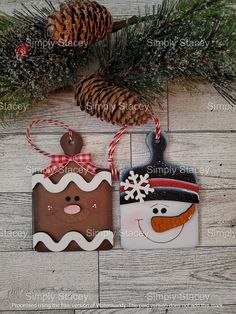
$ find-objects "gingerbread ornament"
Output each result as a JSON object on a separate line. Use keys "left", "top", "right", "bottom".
{"left": 119, "top": 118, "right": 199, "bottom": 249}
{"left": 26, "top": 119, "right": 119, "bottom": 252}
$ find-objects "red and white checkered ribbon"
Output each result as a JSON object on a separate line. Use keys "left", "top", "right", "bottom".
{"left": 26, "top": 119, "right": 98, "bottom": 178}
{"left": 108, "top": 116, "right": 161, "bottom": 181}
{"left": 43, "top": 153, "right": 97, "bottom": 177}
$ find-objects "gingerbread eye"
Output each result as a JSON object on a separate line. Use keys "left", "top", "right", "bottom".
{"left": 161, "top": 208, "right": 167, "bottom": 214}
{"left": 65, "top": 196, "right": 71, "bottom": 202}
{"left": 74, "top": 196, "right": 80, "bottom": 202}
{"left": 153, "top": 208, "right": 158, "bottom": 214}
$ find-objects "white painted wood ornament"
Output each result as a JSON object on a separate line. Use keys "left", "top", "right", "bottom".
{"left": 119, "top": 118, "right": 199, "bottom": 249}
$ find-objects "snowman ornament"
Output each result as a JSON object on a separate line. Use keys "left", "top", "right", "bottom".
{"left": 120, "top": 131, "right": 199, "bottom": 249}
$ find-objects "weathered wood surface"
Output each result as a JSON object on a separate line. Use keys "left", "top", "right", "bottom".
{"left": 0, "top": 251, "right": 98, "bottom": 311}
{"left": 168, "top": 83, "right": 236, "bottom": 132}
{"left": 1, "top": 132, "right": 236, "bottom": 193}
{"left": 0, "top": 133, "right": 131, "bottom": 193}
{"left": 0, "top": 189, "right": 235, "bottom": 252}
{"left": 76, "top": 307, "right": 236, "bottom": 314}
{"left": 0, "top": 312, "right": 73, "bottom": 314}
{"left": 0, "top": 91, "right": 168, "bottom": 134}
{"left": 99, "top": 248, "right": 236, "bottom": 307}
{"left": 131, "top": 133, "right": 236, "bottom": 190}
{"left": 0, "top": 0, "right": 235, "bottom": 313}
{"left": 0, "top": 0, "right": 162, "bottom": 15}
{"left": 1, "top": 82, "right": 236, "bottom": 134}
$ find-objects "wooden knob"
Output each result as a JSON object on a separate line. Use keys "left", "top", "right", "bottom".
{"left": 60, "top": 131, "right": 83, "bottom": 156}
{"left": 146, "top": 131, "right": 167, "bottom": 164}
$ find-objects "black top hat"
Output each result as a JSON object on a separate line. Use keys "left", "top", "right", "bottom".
{"left": 120, "top": 132, "right": 199, "bottom": 204}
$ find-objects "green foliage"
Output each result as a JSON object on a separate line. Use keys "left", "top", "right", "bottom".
{"left": 0, "top": 12, "right": 14, "bottom": 31}
{"left": 95, "top": 0, "right": 236, "bottom": 104}
{"left": 0, "top": 1, "right": 85, "bottom": 122}
{"left": 0, "top": 0, "right": 235, "bottom": 122}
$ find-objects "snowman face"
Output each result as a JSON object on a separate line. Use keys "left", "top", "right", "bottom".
{"left": 120, "top": 200, "right": 198, "bottom": 249}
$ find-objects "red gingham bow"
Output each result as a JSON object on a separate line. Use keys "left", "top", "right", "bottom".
{"left": 43, "top": 153, "right": 98, "bottom": 178}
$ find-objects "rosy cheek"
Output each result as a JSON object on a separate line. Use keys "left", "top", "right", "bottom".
{"left": 47, "top": 205, "right": 57, "bottom": 216}
{"left": 125, "top": 209, "right": 144, "bottom": 224}
{"left": 87, "top": 199, "right": 102, "bottom": 211}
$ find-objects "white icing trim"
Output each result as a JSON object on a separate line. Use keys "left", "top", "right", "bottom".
{"left": 33, "top": 230, "right": 114, "bottom": 251}
{"left": 32, "top": 172, "right": 112, "bottom": 192}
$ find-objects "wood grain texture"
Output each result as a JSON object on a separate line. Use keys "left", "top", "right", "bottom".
{"left": 0, "top": 0, "right": 235, "bottom": 313}
{"left": 0, "top": 251, "right": 98, "bottom": 310}
{"left": 76, "top": 307, "right": 236, "bottom": 314}
{"left": 0, "top": 91, "right": 167, "bottom": 134}
{"left": 0, "top": 133, "right": 131, "bottom": 193}
{"left": 99, "top": 248, "right": 236, "bottom": 307}
{"left": 0, "top": 312, "right": 73, "bottom": 314}
{"left": 168, "top": 83, "right": 236, "bottom": 132}
{"left": 0, "top": 189, "right": 235, "bottom": 251}
{"left": 0, "top": 193, "right": 32, "bottom": 251}
{"left": 0, "top": 0, "right": 162, "bottom": 15}
{"left": 113, "top": 189, "right": 236, "bottom": 249}
{"left": 1, "top": 132, "right": 236, "bottom": 193}
{"left": 199, "top": 190, "right": 236, "bottom": 246}
{"left": 131, "top": 133, "right": 236, "bottom": 189}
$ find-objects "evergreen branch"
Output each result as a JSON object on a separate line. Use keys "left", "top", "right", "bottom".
{"left": 0, "top": 12, "right": 14, "bottom": 31}
{"left": 12, "top": 0, "right": 56, "bottom": 30}
{"left": 95, "top": 0, "right": 236, "bottom": 105}
{"left": 0, "top": 0, "right": 235, "bottom": 123}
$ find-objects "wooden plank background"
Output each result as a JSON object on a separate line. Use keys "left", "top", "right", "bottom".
{"left": 0, "top": 0, "right": 235, "bottom": 313}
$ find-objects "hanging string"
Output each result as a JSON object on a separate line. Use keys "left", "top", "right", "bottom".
{"left": 108, "top": 115, "right": 161, "bottom": 181}
{"left": 108, "top": 125, "right": 128, "bottom": 181}
{"left": 152, "top": 116, "right": 161, "bottom": 141}
{"left": 26, "top": 119, "right": 73, "bottom": 158}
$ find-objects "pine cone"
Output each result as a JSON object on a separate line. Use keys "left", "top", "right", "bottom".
{"left": 47, "top": 0, "right": 112, "bottom": 46}
{"left": 75, "top": 74, "right": 152, "bottom": 126}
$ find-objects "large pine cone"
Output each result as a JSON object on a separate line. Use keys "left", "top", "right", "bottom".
{"left": 47, "top": 0, "right": 112, "bottom": 46}
{"left": 75, "top": 74, "right": 152, "bottom": 126}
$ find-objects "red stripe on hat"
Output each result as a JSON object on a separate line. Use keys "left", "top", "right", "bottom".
{"left": 120, "top": 178, "right": 199, "bottom": 193}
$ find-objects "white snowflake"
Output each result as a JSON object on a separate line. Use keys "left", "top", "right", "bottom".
{"left": 121, "top": 170, "right": 154, "bottom": 203}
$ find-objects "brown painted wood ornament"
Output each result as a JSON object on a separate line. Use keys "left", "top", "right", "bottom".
{"left": 26, "top": 119, "right": 114, "bottom": 252}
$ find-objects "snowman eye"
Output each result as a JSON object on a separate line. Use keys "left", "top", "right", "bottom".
{"left": 153, "top": 208, "right": 158, "bottom": 214}
{"left": 161, "top": 208, "right": 167, "bottom": 214}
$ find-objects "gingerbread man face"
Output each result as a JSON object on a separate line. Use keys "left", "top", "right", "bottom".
{"left": 33, "top": 171, "right": 113, "bottom": 252}
{"left": 34, "top": 177, "right": 112, "bottom": 224}
{"left": 31, "top": 131, "right": 114, "bottom": 252}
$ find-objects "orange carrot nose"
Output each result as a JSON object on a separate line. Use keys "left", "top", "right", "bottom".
{"left": 151, "top": 204, "right": 195, "bottom": 233}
